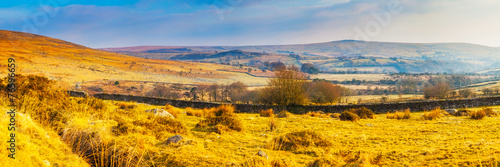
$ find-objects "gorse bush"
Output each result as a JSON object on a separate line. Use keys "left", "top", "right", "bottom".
{"left": 339, "top": 111, "right": 360, "bottom": 122}
{"left": 481, "top": 107, "right": 498, "bottom": 117}
{"left": 0, "top": 75, "right": 191, "bottom": 166}
{"left": 423, "top": 108, "right": 446, "bottom": 120}
{"left": 386, "top": 109, "right": 411, "bottom": 120}
{"left": 270, "top": 114, "right": 277, "bottom": 132}
{"left": 185, "top": 107, "right": 203, "bottom": 117}
{"left": 164, "top": 104, "right": 182, "bottom": 118}
{"left": 470, "top": 110, "right": 486, "bottom": 120}
{"left": 0, "top": 75, "right": 93, "bottom": 131}
{"left": 195, "top": 105, "right": 243, "bottom": 134}
{"left": 348, "top": 107, "right": 375, "bottom": 119}
{"left": 260, "top": 109, "right": 274, "bottom": 117}
{"left": 214, "top": 104, "right": 236, "bottom": 116}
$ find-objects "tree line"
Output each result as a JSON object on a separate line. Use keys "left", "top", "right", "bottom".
{"left": 147, "top": 66, "right": 349, "bottom": 105}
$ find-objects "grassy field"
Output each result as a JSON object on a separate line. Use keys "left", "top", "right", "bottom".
{"left": 347, "top": 94, "right": 424, "bottom": 104}
{"left": 2, "top": 93, "right": 499, "bottom": 166}
{"left": 309, "top": 74, "right": 392, "bottom": 82}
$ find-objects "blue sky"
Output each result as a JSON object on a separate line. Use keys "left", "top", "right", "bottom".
{"left": 1, "top": 0, "right": 499, "bottom": 48}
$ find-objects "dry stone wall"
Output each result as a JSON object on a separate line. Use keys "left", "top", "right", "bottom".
{"left": 67, "top": 91, "right": 500, "bottom": 114}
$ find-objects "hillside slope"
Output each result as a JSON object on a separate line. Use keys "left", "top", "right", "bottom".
{"left": 102, "top": 40, "right": 500, "bottom": 73}
{"left": 0, "top": 30, "right": 267, "bottom": 86}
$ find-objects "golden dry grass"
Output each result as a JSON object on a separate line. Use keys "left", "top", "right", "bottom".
{"left": 0, "top": 113, "right": 90, "bottom": 167}
{"left": 423, "top": 108, "right": 447, "bottom": 120}
{"left": 386, "top": 109, "right": 411, "bottom": 120}
{"left": 2, "top": 75, "right": 500, "bottom": 166}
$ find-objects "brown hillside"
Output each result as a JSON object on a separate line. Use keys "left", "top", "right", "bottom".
{"left": 0, "top": 30, "right": 267, "bottom": 87}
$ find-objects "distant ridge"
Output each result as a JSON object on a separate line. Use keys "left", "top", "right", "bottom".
{"left": 101, "top": 40, "right": 500, "bottom": 74}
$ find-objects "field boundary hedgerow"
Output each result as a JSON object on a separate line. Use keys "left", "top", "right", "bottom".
{"left": 68, "top": 91, "right": 500, "bottom": 114}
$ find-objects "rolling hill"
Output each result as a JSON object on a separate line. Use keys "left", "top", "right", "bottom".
{"left": 102, "top": 40, "right": 500, "bottom": 74}
{"left": 0, "top": 30, "right": 268, "bottom": 87}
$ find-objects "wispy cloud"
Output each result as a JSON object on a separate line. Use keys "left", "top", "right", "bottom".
{"left": 1, "top": 0, "right": 499, "bottom": 47}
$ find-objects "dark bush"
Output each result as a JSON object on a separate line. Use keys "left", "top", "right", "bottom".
{"left": 348, "top": 107, "right": 374, "bottom": 119}
{"left": 470, "top": 110, "right": 486, "bottom": 120}
{"left": 260, "top": 109, "right": 274, "bottom": 117}
{"left": 339, "top": 111, "right": 360, "bottom": 122}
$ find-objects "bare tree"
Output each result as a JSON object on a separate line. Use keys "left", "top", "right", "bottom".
{"left": 307, "top": 80, "right": 342, "bottom": 104}
{"left": 259, "top": 66, "right": 308, "bottom": 105}
{"left": 423, "top": 82, "right": 452, "bottom": 99}
{"left": 208, "top": 84, "right": 219, "bottom": 102}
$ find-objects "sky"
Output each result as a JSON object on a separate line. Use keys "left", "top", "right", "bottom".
{"left": 1, "top": 0, "right": 500, "bottom": 48}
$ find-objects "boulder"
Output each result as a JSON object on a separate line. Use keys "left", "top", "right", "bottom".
{"left": 256, "top": 150, "right": 268, "bottom": 159}
{"left": 145, "top": 108, "right": 175, "bottom": 119}
{"left": 444, "top": 109, "right": 457, "bottom": 115}
{"left": 166, "top": 135, "right": 184, "bottom": 144}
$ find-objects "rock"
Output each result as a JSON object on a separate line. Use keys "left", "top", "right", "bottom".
{"left": 366, "top": 124, "right": 374, "bottom": 127}
{"left": 166, "top": 135, "right": 184, "bottom": 144}
{"left": 454, "top": 109, "right": 470, "bottom": 116}
{"left": 43, "top": 160, "right": 50, "bottom": 166}
{"left": 444, "top": 109, "right": 458, "bottom": 115}
{"left": 145, "top": 109, "right": 175, "bottom": 119}
{"left": 256, "top": 150, "right": 268, "bottom": 159}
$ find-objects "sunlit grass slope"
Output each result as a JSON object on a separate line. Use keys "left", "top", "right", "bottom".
{"left": 0, "top": 112, "right": 89, "bottom": 167}
{"left": 0, "top": 30, "right": 267, "bottom": 86}
{"left": 1, "top": 75, "right": 499, "bottom": 166}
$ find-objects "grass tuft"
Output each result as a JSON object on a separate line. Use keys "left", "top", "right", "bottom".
{"left": 423, "top": 108, "right": 446, "bottom": 120}
{"left": 481, "top": 107, "right": 498, "bottom": 117}
{"left": 330, "top": 113, "right": 341, "bottom": 119}
{"left": 268, "top": 130, "right": 331, "bottom": 153}
{"left": 339, "top": 111, "right": 360, "bottom": 122}
{"left": 260, "top": 109, "right": 274, "bottom": 117}
{"left": 270, "top": 114, "right": 278, "bottom": 132}
{"left": 185, "top": 107, "right": 203, "bottom": 117}
{"left": 164, "top": 104, "right": 182, "bottom": 118}
{"left": 214, "top": 104, "right": 236, "bottom": 116}
{"left": 276, "top": 110, "right": 291, "bottom": 118}
{"left": 348, "top": 107, "right": 375, "bottom": 119}
{"left": 386, "top": 109, "right": 411, "bottom": 120}
{"left": 470, "top": 110, "right": 486, "bottom": 120}
{"left": 195, "top": 105, "right": 242, "bottom": 134}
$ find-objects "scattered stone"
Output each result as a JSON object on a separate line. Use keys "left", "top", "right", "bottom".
{"left": 166, "top": 135, "right": 184, "bottom": 144}
{"left": 444, "top": 109, "right": 458, "bottom": 115}
{"left": 366, "top": 124, "right": 374, "bottom": 127}
{"left": 43, "top": 160, "right": 50, "bottom": 166}
{"left": 257, "top": 150, "right": 269, "bottom": 159}
{"left": 145, "top": 108, "right": 175, "bottom": 119}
